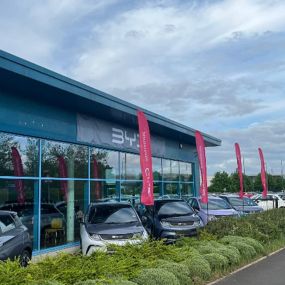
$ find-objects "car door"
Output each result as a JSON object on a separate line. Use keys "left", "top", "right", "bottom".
{"left": 0, "top": 214, "right": 23, "bottom": 261}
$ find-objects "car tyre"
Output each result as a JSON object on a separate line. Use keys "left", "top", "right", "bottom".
{"left": 20, "top": 249, "right": 31, "bottom": 267}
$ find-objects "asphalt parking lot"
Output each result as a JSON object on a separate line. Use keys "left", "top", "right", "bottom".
{"left": 214, "top": 248, "right": 285, "bottom": 285}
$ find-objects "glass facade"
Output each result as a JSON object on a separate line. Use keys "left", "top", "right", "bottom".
{"left": 0, "top": 131, "right": 194, "bottom": 252}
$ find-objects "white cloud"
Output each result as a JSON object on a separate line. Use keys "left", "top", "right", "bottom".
{"left": 1, "top": 0, "right": 285, "bottom": 176}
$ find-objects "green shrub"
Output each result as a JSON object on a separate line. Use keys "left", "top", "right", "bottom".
{"left": 74, "top": 280, "right": 98, "bottom": 285}
{"left": 220, "top": 236, "right": 264, "bottom": 255}
{"left": 216, "top": 246, "right": 241, "bottom": 266}
{"left": 226, "top": 242, "right": 256, "bottom": 260}
{"left": 33, "top": 281, "right": 63, "bottom": 285}
{"left": 134, "top": 268, "right": 180, "bottom": 285}
{"left": 202, "top": 253, "right": 229, "bottom": 271}
{"left": 243, "top": 237, "right": 265, "bottom": 254}
{"left": 181, "top": 253, "right": 211, "bottom": 280}
{"left": 156, "top": 260, "right": 193, "bottom": 285}
{"left": 194, "top": 241, "right": 240, "bottom": 266}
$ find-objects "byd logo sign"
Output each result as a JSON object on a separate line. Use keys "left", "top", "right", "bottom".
{"left": 111, "top": 128, "right": 140, "bottom": 148}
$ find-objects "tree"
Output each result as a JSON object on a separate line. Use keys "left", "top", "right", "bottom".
{"left": 208, "top": 171, "right": 231, "bottom": 193}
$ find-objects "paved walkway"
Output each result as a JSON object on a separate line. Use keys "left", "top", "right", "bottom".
{"left": 214, "top": 249, "right": 285, "bottom": 285}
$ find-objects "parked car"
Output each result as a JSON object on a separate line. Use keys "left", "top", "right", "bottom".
{"left": 251, "top": 193, "right": 285, "bottom": 210}
{"left": 219, "top": 194, "right": 263, "bottom": 215}
{"left": 0, "top": 202, "right": 66, "bottom": 246}
{"left": 80, "top": 202, "right": 148, "bottom": 255}
{"left": 188, "top": 196, "right": 239, "bottom": 225}
{"left": 139, "top": 199, "right": 203, "bottom": 242}
{"left": 0, "top": 210, "right": 32, "bottom": 266}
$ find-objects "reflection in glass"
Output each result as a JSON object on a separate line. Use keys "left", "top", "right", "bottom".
{"left": 90, "top": 149, "right": 119, "bottom": 180}
{"left": 121, "top": 182, "right": 142, "bottom": 206}
{"left": 0, "top": 132, "right": 38, "bottom": 177}
{"left": 180, "top": 162, "right": 193, "bottom": 182}
{"left": 180, "top": 183, "right": 193, "bottom": 199}
{"left": 90, "top": 181, "right": 119, "bottom": 201}
{"left": 0, "top": 179, "right": 39, "bottom": 250}
{"left": 164, "top": 183, "right": 179, "bottom": 196}
{"left": 162, "top": 159, "right": 179, "bottom": 181}
{"left": 40, "top": 180, "right": 86, "bottom": 249}
{"left": 152, "top": 157, "right": 162, "bottom": 181}
{"left": 42, "top": 140, "right": 88, "bottom": 178}
{"left": 120, "top": 153, "right": 141, "bottom": 180}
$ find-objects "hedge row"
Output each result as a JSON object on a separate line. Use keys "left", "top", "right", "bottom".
{"left": 0, "top": 209, "right": 284, "bottom": 285}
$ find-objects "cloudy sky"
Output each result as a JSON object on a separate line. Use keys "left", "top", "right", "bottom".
{"left": 1, "top": 0, "right": 285, "bottom": 176}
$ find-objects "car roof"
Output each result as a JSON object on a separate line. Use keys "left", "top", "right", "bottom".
{"left": 0, "top": 210, "right": 17, "bottom": 216}
{"left": 154, "top": 198, "right": 185, "bottom": 203}
{"left": 89, "top": 201, "right": 132, "bottom": 207}
{"left": 220, "top": 194, "right": 241, "bottom": 198}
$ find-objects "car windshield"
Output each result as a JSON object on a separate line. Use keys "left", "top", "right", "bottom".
{"left": 156, "top": 201, "right": 193, "bottom": 217}
{"left": 200, "top": 199, "right": 232, "bottom": 210}
{"left": 228, "top": 197, "right": 258, "bottom": 206}
{"left": 88, "top": 204, "right": 139, "bottom": 224}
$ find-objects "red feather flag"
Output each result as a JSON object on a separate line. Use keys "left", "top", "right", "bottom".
{"left": 258, "top": 148, "right": 268, "bottom": 198}
{"left": 235, "top": 143, "right": 244, "bottom": 198}
{"left": 195, "top": 131, "right": 208, "bottom": 204}
{"left": 11, "top": 147, "right": 25, "bottom": 205}
{"left": 137, "top": 110, "right": 154, "bottom": 206}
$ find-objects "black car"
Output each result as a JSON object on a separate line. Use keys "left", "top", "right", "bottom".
{"left": 0, "top": 210, "right": 32, "bottom": 266}
{"left": 139, "top": 199, "right": 203, "bottom": 242}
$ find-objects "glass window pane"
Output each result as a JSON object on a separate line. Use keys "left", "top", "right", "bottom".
{"left": 0, "top": 132, "right": 38, "bottom": 177}
{"left": 162, "top": 159, "right": 179, "bottom": 181}
{"left": 180, "top": 183, "right": 194, "bottom": 199}
{"left": 0, "top": 179, "right": 39, "bottom": 250}
{"left": 90, "top": 181, "right": 119, "bottom": 202}
{"left": 42, "top": 140, "right": 88, "bottom": 178}
{"left": 163, "top": 183, "right": 179, "bottom": 197}
{"left": 120, "top": 153, "right": 141, "bottom": 180}
{"left": 90, "top": 149, "right": 119, "bottom": 180}
{"left": 180, "top": 162, "right": 193, "bottom": 182}
{"left": 152, "top": 157, "right": 162, "bottom": 181}
{"left": 120, "top": 182, "right": 142, "bottom": 205}
{"left": 40, "top": 180, "right": 87, "bottom": 249}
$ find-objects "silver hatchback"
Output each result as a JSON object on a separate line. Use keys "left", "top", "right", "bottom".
{"left": 80, "top": 202, "right": 148, "bottom": 255}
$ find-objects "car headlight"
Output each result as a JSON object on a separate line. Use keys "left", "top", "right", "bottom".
{"left": 207, "top": 215, "right": 217, "bottom": 221}
{"left": 133, "top": 232, "right": 143, "bottom": 239}
{"left": 90, "top": 234, "right": 101, "bottom": 240}
{"left": 193, "top": 220, "right": 203, "bottom": 227}
{"left": 160, "top": 221, "right": 171, "bottom": 227}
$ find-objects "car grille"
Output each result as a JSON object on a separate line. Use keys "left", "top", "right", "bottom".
{"left": 100, "top": 233, "right": 134, "bottom": 240}
{"left": 169, "top": 221, "right": 194, "bottom": 227}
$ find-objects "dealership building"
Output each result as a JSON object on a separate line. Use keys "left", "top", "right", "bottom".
{"left": 0, "top": 50, "right": 221, "bottom": 255}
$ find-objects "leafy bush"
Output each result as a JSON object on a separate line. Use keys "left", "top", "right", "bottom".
{"left": 216, "top": 246, "right": 241, "bottom": 266}
{"left": 73, "top": 281, "right": 98, "bottom": 285}
{"left": 220, "top": 236, "right": 265, "bottom": 255}
{"left": 134, "top": 268, "right": 180, "bottom": 285}
{"left": 156, "top": 260, "right": 193, "bottom": 285}
{"left": 33, "top": 281, "right": 64, "bottom": 285}
{"left": 225, "top": 241, "right": 256, "bottom": 260}
{"left": 203, "top": 209, "right": 285, "bottom": 243}
{"left": 181, "top": 253, "right": 211, "bottom": 280}
{"left": 202, "top": 253, "right": 229, "bottom": 271}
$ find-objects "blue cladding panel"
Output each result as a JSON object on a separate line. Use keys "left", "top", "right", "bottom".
{"left": 0, "top": 90, "right": 77, "bottom": 142}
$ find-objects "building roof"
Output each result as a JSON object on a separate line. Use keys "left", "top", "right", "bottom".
{"left": 0, "top": 50, "right": 221, "bottom": 147}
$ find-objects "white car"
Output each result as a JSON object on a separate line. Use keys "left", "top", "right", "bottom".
{"left": 80, "top": 202, "right": 148, "bottom": 256}
{"left": 251, "top": 193, "right": 285, "bottom": 210}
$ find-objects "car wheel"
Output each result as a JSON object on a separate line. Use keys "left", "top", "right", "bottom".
{"left": 20, "top": 249, "right": 31, "bottom": 267}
